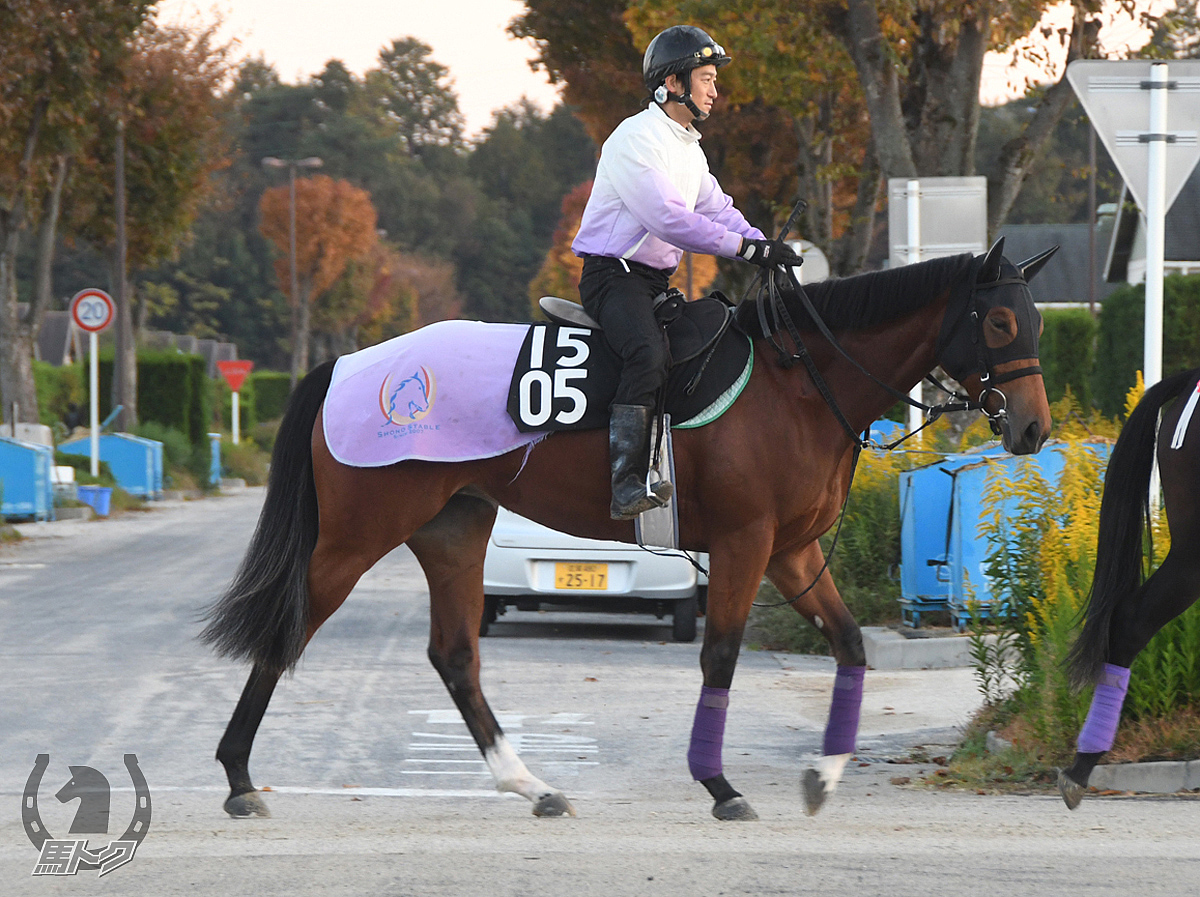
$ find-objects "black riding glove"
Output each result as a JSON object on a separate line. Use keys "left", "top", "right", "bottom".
{"left": 737, "top": 238, "right": 803, "bottom": 269}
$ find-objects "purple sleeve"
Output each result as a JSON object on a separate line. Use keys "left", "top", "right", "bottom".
{"left": 695, "top": 174, "right": 765, "bottom": 242}
{"left": 608, "top": 137, "right": 748, "bottom": 258}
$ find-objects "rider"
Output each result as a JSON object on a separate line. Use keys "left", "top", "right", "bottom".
{"left": 572, "top": 24, "right": 803, "bottom": 521}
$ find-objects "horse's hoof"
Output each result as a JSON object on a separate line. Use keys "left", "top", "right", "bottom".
{"left": 802, "top": 768, "right": 829, "bottom": 816}
{"left": 1057, "top": 769, "right": 1085, "bottom": 810}
{"left": 712, "top": 796, "right": 758, "bottom": 821}
{"left": 224, "top": 790, "right": 271, "bottom": 818}
{"left": 532, "top": 791, "right": 576, "bottom": 817}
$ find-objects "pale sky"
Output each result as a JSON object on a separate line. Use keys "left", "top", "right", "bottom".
{"left": 156, "top": 0, "right": 562, "bottom": 137}
{"left": 158, "top": 1, "right": 1164, "bottom": 136}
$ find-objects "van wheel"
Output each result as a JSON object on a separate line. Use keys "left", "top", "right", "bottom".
{"left": 672, "top": 592, "right": 698, "bottom": 642}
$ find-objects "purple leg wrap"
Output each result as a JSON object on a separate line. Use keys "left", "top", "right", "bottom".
{"left": 823, "top": 665, "right": 866, "bottom": 756}
{"left": 1077, "top": 663, "right": 1131, "bottom": 754}
{"left": 687, "top": 685, "right": 729, "bottom": 781}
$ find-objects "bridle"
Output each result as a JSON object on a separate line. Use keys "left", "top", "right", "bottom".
{"left": 754, "top": 258, "right": 1042, "bottom": 449}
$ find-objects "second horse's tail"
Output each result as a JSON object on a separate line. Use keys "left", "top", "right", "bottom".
{"left": 1067, "top": 367, "right": 1199, "bottom": 688}
{"left": 199, "top": 360, "right": 336, "bottom": 676}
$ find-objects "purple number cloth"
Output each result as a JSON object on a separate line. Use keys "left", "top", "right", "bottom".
{"left": 322, "top": 320, "right": 543, "bottom": 467}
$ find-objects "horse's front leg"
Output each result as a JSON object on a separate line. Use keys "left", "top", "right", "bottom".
{"left": 689, "top": 531, "right": 774, "bottom": 821}
{"left": 766, "top": 541, "right": 866, "bottom": 816}
{"left": 408, "top": 493, "right": 574, "bottom": 817}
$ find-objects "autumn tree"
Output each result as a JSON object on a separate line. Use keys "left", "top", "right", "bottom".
{"left": 259, "top": 174, "right": 378, "bottom": 382}
{"left": 0, "top": 1, "right": 151, "bottom": 426}
{"left": 65, "top": 20, "right": 231, "bottom": 428}
{"left": 310, "top": 241, "right": 420, "bottom": 362}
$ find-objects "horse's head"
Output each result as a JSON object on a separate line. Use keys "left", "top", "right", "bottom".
{"left": 937, "top": 238, "right": 1055, "bottom": 455}
{"left": 391, "top": 371, "right": 431, "bottom": 415}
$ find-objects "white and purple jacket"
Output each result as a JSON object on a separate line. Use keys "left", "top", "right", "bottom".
{"left": 572, "top": 103, "right": 764, "bottom": 272}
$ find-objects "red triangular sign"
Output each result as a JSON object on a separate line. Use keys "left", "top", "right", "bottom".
{"left": 217, "top": 360, "right": 254, "bottom": 392}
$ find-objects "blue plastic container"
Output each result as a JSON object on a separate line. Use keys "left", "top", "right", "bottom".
{"left": 59, "top": 434, "right": 163, "bottom": 499}
{"left": 76, "top": 485, "right": 113, "bottom": 516}
{"left": 942, "top": 441, "right": 1112, "bottom": 628}
{"left": 0, "top": 436, "right": 54, "bottom": 521}
{"left": 899, "top": 440, "right": 1112, "bottom": 628}
{"left": 898, "top": 446, "right": 1006, "bottom": 627}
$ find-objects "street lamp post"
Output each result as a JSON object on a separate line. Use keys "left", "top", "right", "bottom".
{"left": 262, "top": 156, "right": 323, "bottom": 385}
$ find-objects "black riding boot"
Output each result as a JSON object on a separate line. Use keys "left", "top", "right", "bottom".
{"left": 609, "top": 404, "right": 673, "bottom": 520}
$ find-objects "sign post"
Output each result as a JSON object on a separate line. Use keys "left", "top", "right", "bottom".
{"left": 1067, "top": 59, "right": 1200, "bottom": 390}
{"left": 888, "top": 177, "right": 988, "bottom": 436}
{"left": 217, "top": 360, "right": 254, "bottom": 445}
{"left": 70, "top": 289, "right": 115, "bottom": 476}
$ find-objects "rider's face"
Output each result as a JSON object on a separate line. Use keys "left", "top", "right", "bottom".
{"left": 665, "top": 64, "right": 719, "bottom": 120}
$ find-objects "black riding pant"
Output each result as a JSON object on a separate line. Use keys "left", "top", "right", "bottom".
{"left": 579, "top": 255, "right": 671, "bottom": 409}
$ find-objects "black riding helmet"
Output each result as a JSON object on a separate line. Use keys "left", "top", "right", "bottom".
{"left": 642, "top": 25, "right": 731, "bottom": 121}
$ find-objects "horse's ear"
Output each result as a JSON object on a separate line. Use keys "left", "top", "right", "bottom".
{"left": 1017, "top": 245, "right": 1060, "bottom": 283}
{"left": 979, "top": 237, "right": 1005, "bottom": 282}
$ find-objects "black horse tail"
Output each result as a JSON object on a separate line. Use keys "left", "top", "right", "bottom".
{"left": 200, "top": 360, "right": 336, "bottom": 676}
{"left": 1067, "top": 367, "right": 1199, "bottom": 689}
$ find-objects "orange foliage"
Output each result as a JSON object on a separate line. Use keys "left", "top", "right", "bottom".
{"left": 259, "top": 174, "right": 378, "bottom": 306}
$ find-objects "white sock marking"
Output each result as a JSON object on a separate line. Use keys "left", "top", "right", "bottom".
{"left": 484, "top": 735, "right": 557, "bottom": 803}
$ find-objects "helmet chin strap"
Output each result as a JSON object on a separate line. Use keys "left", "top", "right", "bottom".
{"left": 654, "top": 74, "right": 707, "bottom": 121}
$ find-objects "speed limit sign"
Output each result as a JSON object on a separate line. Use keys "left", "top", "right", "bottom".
{"left": 70, "top": 288, "right": 115, "bottom": 333}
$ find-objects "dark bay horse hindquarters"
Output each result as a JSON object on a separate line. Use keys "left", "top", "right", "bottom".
{"left": 202, "top": 239, "right": 1054, "bottom": 821}
{"left": 1058, "top": 367, "right": 1200, "bottom": 809}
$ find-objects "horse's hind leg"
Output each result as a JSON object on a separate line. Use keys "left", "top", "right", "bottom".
{"left": 216, "top": 536, "right": 392, "bottom": 817}
{"left": 1060, "top": 549, "right": 1200, "bottom": 808}
{"left": 408, "top": 492, "right": 575, "bottom": 817}
{"left": 217, "top": 460, "right": 440, "bottom": 817}
{"left": 766, "top": 542, "right": 866, "bottom": 816}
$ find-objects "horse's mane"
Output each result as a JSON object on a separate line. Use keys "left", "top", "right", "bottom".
{"left": 737, "top": 252, "right": 977, "bottom": 336}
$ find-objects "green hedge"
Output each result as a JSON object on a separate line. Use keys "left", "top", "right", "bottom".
{"left": 33, "top": 360, "right": 86, "bottom": 428}
{"left": 1092, "top": 273, "right": 1200, "bottom": 416}
{"left": 36, "top": 351, "right": 216, "bottom": 445}
{"left": 251, "top": 371, "right": 292, "bottom": 421}
{"left": 1040, "top": 308, "right": 1097, "bottom": 408}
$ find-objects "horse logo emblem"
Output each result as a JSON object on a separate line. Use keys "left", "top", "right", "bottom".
{"left": 379, "top": 366, "right": 436, "bottom": 425}
{"left": 22, "top": 753, "right": 151, "bottom": 876}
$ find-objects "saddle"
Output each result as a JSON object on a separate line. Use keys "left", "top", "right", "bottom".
{"left": 506, "top": 291, "right": 751, "bottom": 433}
{"left": 538, "top": 289, "right": 733, "bottom": 365}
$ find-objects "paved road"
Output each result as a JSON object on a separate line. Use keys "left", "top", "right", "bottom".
{"left": 1, "top": 490, "right": 1198, "bottom": 896}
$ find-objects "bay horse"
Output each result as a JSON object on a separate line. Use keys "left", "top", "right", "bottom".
{"left": 1059, "top": 366, "right": 1200, "bottom": 808}
{"left": 202, "top": 239, "right": 1054, "bottom": 822}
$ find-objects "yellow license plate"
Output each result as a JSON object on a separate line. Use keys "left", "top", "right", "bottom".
{"left": 554, "top": 562, "right": 609, "bottom": 590}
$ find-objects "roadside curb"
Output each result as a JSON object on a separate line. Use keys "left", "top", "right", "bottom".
{"left": 1088, "top": 759, "right": 1200, "bottom": 796}
{"left": 862, "top": 626, "right": 993, "bottom": 670}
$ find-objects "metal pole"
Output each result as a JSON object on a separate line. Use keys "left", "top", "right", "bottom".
{"left": 90, "top": 331, "right": 99, "bottom": 477}
{"left": 231, "top": 391, "right": 240, "bottom": 445}
{"left": 1088, "top": 127, "right": 1097, "bottom": 315}
{"left": 1144, "top": 62, "right": 1168, "bottom": 391}
{"left": 288, "top": 163, "right": 299, "bottom": 321}
{"left": 906, "top": 180, "right": 923, "bottom": 437}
